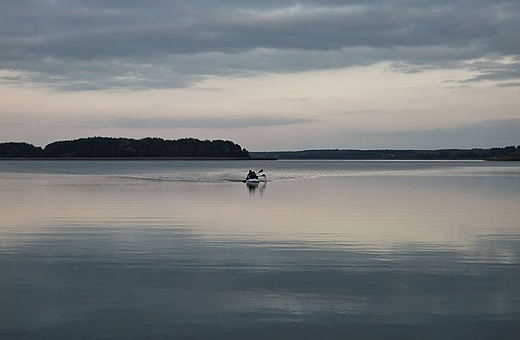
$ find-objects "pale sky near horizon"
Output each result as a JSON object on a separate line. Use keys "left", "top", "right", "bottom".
{"left": 1, "top": 0, "right": 519, "bottom": 151}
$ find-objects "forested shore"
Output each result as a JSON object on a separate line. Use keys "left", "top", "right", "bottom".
{"left": 0, "top": 137, "right": 250, "bottom": 158}
{"left": 251, "top": 146, "right": 520, "bottom": 161}
{"left": 1, "top": 137, "right": 519, "bottom": 160}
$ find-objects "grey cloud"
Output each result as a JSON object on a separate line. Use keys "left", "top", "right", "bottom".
{"left": 461, "top": 58, "right": 520, "bottom": 83}
{"left": 496, "top": 82, "right": 520, "bottom": 88}
{"left": 82, "top": 116, "right": 316, "bottom": 130}
{"left": 1, "top": 0, "right": 519, "bottom": 90}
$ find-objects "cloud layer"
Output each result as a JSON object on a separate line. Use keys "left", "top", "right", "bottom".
{"left": 1, "top": 0, "right": 519, "bottom": 90}
{"left": 81, "top": 115, "right": 316, "bottom": 129}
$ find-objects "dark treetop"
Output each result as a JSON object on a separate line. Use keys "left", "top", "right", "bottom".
{"left": 0, "top": 137, "right": 250, "bottom": 158}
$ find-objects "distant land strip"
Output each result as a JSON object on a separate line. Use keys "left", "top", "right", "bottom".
{"left": 251, "top": 146, "right": 520, "bottom": 161}
{"left": 1, "top": 137, "right": 519, "bottom": 160}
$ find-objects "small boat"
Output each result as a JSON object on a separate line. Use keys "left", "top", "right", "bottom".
{"left": 245, "top": 178, "right": 260, "bottom": 186}
{"left": 245, "top": 177, "right": 266, "bottom": 184}
{"left": 243, "top": 169, "right": 266, "bottom": 185}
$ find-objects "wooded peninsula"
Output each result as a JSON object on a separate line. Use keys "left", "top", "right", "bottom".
{"left": 0, "top": 137, "right": 519, "bottom": 160}
{"left": 0, "top": 137, "right": 250, "bottom": 159}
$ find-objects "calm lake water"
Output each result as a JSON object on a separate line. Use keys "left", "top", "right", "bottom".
{"left": 1, "top": 160, "right": 519, "bottom": 339}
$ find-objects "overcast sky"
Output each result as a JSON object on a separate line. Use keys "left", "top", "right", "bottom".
{"left": 1, "top": 0, "right": 519, "bottom": 150}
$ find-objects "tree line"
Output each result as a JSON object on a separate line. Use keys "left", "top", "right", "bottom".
{"left": 0, "top": 137, "right": 250, "bottom": 158}
{"left": 251, "top": 146, "right": 520, "bottom": 160}
{"left": 2, "top": 138, "right": 519, "bottom": 160}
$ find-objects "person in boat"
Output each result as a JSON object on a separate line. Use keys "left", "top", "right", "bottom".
{"left": 246, "top": 170, "right": 258, "bottom": 180}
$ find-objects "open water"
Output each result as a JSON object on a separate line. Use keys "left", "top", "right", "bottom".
{"left": 1, "top": 160, "right": 519, "bottom": 339}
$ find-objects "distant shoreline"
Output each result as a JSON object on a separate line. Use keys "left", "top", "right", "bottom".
{"left": 251, "top": 146, "right": 520, "bottom": 161}
{"left": 0, "top": 157, "right": 277, "bottom": 161}
{"left": 1, "top": 138, "right": 518, "bottom": 161}
{"left": 1, "top": 156, "right": 519, "bottom": 161}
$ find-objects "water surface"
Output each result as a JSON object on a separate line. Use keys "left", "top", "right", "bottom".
{"left": 1, "top": 160, "right": 519, "bottom": 339}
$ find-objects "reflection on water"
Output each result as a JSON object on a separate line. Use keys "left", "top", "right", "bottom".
{"left": 0, "top": 160, "right": 519, "bottom": 339}
{"left": 246, "top": 181, "right": 267, "bottom": 195}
